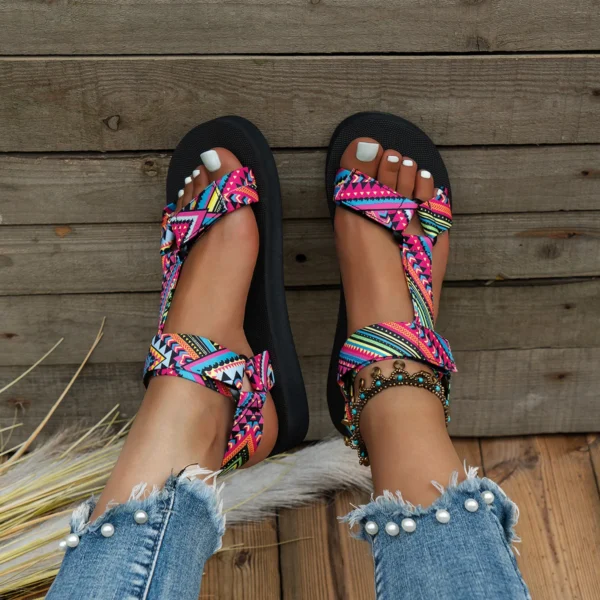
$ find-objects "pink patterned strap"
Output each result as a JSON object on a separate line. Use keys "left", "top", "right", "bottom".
{"left": 144, "top": 333, "right": 275, "bottom": 473}
{"left": 333, "top": 168, "right": 452, "bottom": 240}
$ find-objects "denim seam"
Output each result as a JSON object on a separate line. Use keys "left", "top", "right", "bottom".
{"left": 487, "top": 508, "right": 531, "bottom": 600}
{"left": 371, "top": 539, "right": 387, "bottom": 600}
{"left": 140, "top": 483, "right": 177, "bottom": 600}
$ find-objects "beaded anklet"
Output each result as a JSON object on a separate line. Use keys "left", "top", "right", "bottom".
{"left": 343, "top": 361, "right": 450, "bottom": 466}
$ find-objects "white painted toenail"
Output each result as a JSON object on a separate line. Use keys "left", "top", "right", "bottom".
{"left": 192, "top": 169, "right": 201, "bottom": 179}
{"left": 387, "top": 155, "right": 400, "bottom": 163}
{"left": 356, "top": 142, "right": 379, "bottom": 162}
{"left": 184, "top": 176, "right": 192, "bottom": 185}
{"left": 178, "top": 189, "right": 184, "bottom": 198}
{"left": 420, "top": 170, "right": 432, "bottom": 179}
{"left": 201, "top": 150, "right": 222, "bottom": 172}
{"left": 402, "top": 159, "right": 414, "bottom": 167}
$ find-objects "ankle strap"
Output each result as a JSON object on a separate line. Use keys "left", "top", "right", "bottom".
{"left": 144, "top": 333, "right": 274, "bottom": 395}
{"left": 337, "top": 321, "right": 456, "bottom": 397}
{"left": 144, "top": 333, "right": 275, "bottom": 473}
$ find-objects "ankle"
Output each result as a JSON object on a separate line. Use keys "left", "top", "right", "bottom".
{"left": 360, "top": 386, "right": 462, "bottom": 502}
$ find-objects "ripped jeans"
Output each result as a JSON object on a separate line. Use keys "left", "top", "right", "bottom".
{"left": 47, "top": 467, "right": 531, "bottom": 600}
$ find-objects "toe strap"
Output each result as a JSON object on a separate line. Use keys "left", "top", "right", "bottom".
{"left": 158, "top": 167, "right": 259, "bottom": 334}
{"left": 333, "top": 168, "right": 452, "bottom": 241}
{"left": 144, "top": 333, "right": 274, "bottom": 473}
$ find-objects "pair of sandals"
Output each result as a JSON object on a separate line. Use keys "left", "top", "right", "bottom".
{"left": 143, "top": 112, "right": 457, "bottom": 473}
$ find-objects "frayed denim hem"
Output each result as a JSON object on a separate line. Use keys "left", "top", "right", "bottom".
{"left": 69, "top": 465, "right": 226, "bottom": 549}
{"left": 48, "top": 466, "right": 226, "bottom": 600}
{"left": 343, "top": 464, "right": 521, "bottom": 548}
{"left": 342, "top": 465, "right": 531, "bottom": 600}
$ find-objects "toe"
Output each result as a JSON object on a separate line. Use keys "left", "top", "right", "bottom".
{"left": 201, "top": 147, "right": 242, "bottom": 182}
{"left": 176, "top": 174, "right": 195, "bottom": 212}
{"left": 340, "top": 137, "right": 383, "bottom": 178}
{"left": 414, "top": 169, "right": 435, "bottom": 202}
{"left": 397, "top": 157, "right": 417, "bottom": 198}
{"left": 378, "top": 150, "right": 402, "bottom": 188}
{"left": 192, "top": 165, "right": 210, "bottom": 197}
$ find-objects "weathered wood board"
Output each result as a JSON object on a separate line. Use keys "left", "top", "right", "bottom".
{"left": 0, "top": 281, "right": 597, "bottom": 366}
{"left": 2, "top": 0, "right": 599, "bottom": 55}
{"left": 1, "top": 56, "right": 599, "bottom": 151}
{"left": 202, "top": 518, "right": 281, "bottom": 600}
{"left": 2, "top": 212, "right": 598, "bottom": 293}
{"left": 2, "top": 347, "right": 598, "bottom": 444}
{"left": 1, "top": 146, "right": 598, "bottom": 226}
{"left": 481, "top": 435, "right": 600, "bottom": 600}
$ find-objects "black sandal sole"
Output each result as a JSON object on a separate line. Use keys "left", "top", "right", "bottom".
{"left": 325, "top": 111, "right": 452, "bottom": 436}
{"left": 168, "top": 115, "right": 309, "bottom": 455}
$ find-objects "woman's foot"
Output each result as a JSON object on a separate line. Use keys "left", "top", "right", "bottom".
{"left": 335, "top": 139, "right": 462, "bottom": 504}
{"left": 92, "top": 149, "right": 278, "bottom": 519}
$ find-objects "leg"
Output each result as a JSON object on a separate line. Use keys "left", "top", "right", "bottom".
{"left": 336, "top": 139, "right": 460, "bottom": 505}
{"left": 48, "top": 148, "right": 279, "bottom": 599}
{"left": 336, "top": 139, "right": 531, "bottom": 599}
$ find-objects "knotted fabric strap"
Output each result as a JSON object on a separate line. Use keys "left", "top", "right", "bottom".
{"left": 158, "top": 167, "right": 258, "bottom": 333}
{"left": 333, "top": 168, "right": 456, "bottom": 427}
{"left": 144, "top": 333, "right": 275, "bottom": 473}
{"left": 143, "top": 167, "right": 273, "bottom": 472}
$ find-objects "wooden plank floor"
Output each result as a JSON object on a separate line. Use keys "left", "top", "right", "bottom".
{"left": 202, "top": 434, "right": 600, "bottom": 600}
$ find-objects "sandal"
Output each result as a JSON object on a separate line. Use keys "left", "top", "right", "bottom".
{"left": 144, "top": 116, "right": 309, "bottom": 472}
{"left": 325, "top": 112, "right": 457, "bottom": 464}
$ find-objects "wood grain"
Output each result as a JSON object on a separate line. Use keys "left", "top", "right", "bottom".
{"left": 201, "top": 519, "right": 281, "bottom": 600}
{"left": 332, "top": 489, "right": 376, "bottom": 600}
{"left": 278, "top": 500, "right": 339, "bottom": 600}
{"left": 2, "top": 212, "right": 598, "bottom": 294}
{"left": 2, "top": 1, "right": 598, "bottom": 55}
{"left": 0, "top": 281, "right": 598, "bottom": 366}
{"left": 2, "top": 347, "right": 598, "bottom": 445}
{"left": 481, "top": 435, "right": 600, "bottom": 600}
{"left": 2, "top": 146, "right": 598, "bottom": 225}
{"left": 1, "top": 56, "right": 599, "bottom": 151}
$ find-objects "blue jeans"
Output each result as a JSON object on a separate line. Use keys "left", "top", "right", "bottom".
{"left": 47, "top": 467, "right": 530, "bottom": 599}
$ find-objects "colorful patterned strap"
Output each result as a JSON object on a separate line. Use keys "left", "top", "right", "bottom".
{"left": 144, "top": 333, "right": 274, "bottom": 473}
{"left": 158, "top": 167, "right": 259, "bottom": 333}
{"left": 333, "top": 168, "right": 457, "bottom": 426}
{"left": 143, "top": 167, "right": 273, "bottom": 473}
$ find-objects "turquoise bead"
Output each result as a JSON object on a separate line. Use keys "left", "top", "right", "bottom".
{"left": 397, "top": 375, "right": 403, "bottom": 381}
{"left": 352, "top": 408, "right": 357, "bottom": 415}
{"left": 375, "top": 380, "right": 382, "bottom": 387}
{"left": 359, "top": 393, "right": 365, "bottom": 400}
{"left": 418, "top": 377, "right": 424, "bottom": 383}
{"left": 435, "top": 385, "right": 441, "bottom": 392}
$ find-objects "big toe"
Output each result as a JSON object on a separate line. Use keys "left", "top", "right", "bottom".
{"left": 200, "top": 147, "right": 243, "bottom": 182}
{"left": 340, "top": 137, "right": 383, "bottom": 177}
